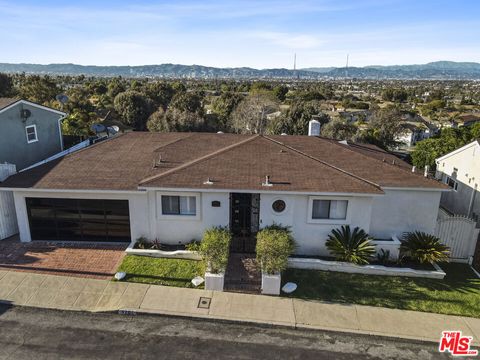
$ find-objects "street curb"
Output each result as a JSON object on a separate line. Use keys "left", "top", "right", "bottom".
{"left": 117, "top": 307, "right": 449, "bottom": 346}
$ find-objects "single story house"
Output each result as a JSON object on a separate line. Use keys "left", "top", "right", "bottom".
{"left": 0, "top": 132, "right": 447, "bottom": 256}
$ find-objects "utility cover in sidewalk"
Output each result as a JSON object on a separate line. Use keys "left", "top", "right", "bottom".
{"left": 198, "top": 297, "right": 211, "bottom": 309}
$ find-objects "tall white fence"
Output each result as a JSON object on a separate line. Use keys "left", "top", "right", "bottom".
{"left": 435, "top": 214, "right": 480, "bottom": 262}
{"left": 0, "top": 163, "right": 18, "bottom": 240}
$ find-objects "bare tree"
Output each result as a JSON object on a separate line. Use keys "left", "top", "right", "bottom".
{"left": 230, "top": 92, "right": 278, "bottom": 134}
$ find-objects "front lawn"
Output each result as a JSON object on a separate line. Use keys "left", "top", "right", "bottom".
{"left": 116, "top": 255, "right": 205, "bottom": 288}
{"left": 282, "top": 263, "right": 480, "bottom": 318}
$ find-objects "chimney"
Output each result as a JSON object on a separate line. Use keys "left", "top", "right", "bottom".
{"left": 308, "top": 119, "right": 321, "bottom": 136}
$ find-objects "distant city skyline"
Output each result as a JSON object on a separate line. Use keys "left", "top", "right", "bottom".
{"left": 0, "top": 0, "right": 479, "bottom": 69}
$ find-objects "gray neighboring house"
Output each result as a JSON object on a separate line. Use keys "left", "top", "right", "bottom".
{"left": 0, "top": 98, "right": 66, "bottom": 240}
{"left": 0, "top": 98, "right": 66, "bottom": 171}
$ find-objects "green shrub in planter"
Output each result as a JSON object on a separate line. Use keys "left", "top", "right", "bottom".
{"left": 400, "top": 231, "right": 450, "bottom": 264}
{"left": 256, "top": 224, "right": 295, "bottom": 275}
{"left": 199, "top": 227, "right": 232, "bottom": 274}
{"left": 326, "top": 225, "right": 375, "bottom": 265}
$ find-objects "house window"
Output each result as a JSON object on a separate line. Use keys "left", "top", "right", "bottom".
{"left": 312, "top": 200, "right": 348, "bottom": 220}
{"left": 25, "top": 125, "right": 38, "bottom": 143}
{"left": 161, "top": 195, "right": 196, "bottom": 215}
{"left": 445, "top": 176, "right": 458, "bottom": 191}
{"left": 272, "top": 199, "right": 286, "bottom": 213}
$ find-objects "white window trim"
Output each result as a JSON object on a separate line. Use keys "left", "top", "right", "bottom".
{"left": 25, "top": 125, "right": 38, "bottom": 144}
{"left": 156, "top": 191, "right": 201, "bottom": 220}
{"left": 307, "top": 196, "right": 350, "bottom": 224}
{"left": 444, "top": 176, "right": 459, "bottom": 192}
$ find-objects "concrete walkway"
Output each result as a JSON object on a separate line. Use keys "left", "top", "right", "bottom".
{"left": 0, "top": 269, "right": 479, "bottom": 346}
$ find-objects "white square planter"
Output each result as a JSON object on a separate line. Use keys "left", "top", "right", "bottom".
{"left": 204, "top": 272, "right": 225, "bottom": 291}
{"left": 261, "top": 272, "right": 281, "bottom": 295}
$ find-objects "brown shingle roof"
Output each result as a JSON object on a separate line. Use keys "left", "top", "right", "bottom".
{"left": 0, "top": 132, "right": 446, "bottom": 192}
{"left": 268, "top": 135, "right": 444, "bottom": 188}
{"left": 0, "top": 97, "right": 19, "bottom": 110}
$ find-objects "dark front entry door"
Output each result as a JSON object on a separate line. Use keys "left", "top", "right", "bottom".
{"left": 230, "top": 193, "right": 259, "bottom": 253}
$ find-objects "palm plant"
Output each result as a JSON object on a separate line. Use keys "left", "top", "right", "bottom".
{"left": 400, "top": 231, "right": 450, "bottom": 264}
{"left": 326, "top": 225, "right": 375, "bottom": 264}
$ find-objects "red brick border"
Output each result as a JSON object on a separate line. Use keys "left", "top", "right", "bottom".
{"left": 0, "top": 239, "right": 127, "bottom": 279}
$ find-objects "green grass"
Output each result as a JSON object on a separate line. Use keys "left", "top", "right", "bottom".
{"left": 117, "top": 255, "right": 205, "bottom": 288}
{"left": 282, "top": 263, "right": 480, "bottom": 318}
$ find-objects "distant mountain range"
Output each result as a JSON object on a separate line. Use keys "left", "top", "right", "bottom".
{"left": 1, "top": 61, "right": 479, "bottom": 80}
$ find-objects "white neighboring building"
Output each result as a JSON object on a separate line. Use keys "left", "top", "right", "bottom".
{"left": 1, "top": 132, "right": 447, "bottom": 258}
{"left": 435, "top": 140, "right": 480, "bottom": 221}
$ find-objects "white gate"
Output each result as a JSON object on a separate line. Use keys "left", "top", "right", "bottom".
{"left": 435, "top": 214, "right": 480, "bottom": 261}
{"left": 0, "top": 163, "right": 18, "bottom": 240}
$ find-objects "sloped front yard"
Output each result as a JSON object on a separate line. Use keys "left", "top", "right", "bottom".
{"left": 117, "top": 255, "right": 205, "bottom": 288}
{"left": 282, "top": 263, "right": 480, "bottom": 318}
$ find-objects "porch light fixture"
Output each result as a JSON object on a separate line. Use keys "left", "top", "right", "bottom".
{"left": 262, "top": 175, "right": 273, "bottom": 187}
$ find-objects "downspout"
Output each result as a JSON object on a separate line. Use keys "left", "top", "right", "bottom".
{"left": 468, "top": 184, "right": 477, "bottom": 218}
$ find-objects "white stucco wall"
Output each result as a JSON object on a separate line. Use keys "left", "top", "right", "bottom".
{"left": 149, "top": 191, "right": 230, "bottom": 244}
{"left": 13, "top": 190, "right": 148, "bottom": 243}
{"left": 369, "top": 189, "right": 441, "bottom": 239}
{"left": 259, "top": 193, "right": 374, "bottom": 256}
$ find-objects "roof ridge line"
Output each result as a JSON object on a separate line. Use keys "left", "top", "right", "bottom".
{"left": 264, "top": 136, "right": 383, "bottom": 191}
{"left": 139, "top": 134, "right": 260, "bottom": 186}
{"left": 318, "top": 137, "right": 425, "bottom": 177}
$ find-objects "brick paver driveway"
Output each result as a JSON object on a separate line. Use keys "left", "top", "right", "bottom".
{"left": 0, "top": 237, "right": 127, "bottom": 279}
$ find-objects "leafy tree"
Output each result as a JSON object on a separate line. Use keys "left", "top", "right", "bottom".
{"left": 230, "top": 92, "right": 278, "bottom": 134}
{"left": 275, "top": 100, "right": 328, "bottom": 135}
{"left": 146, "top": 108, "right": 167, "bottom": 132}
{"left": 360, "top": 106, "right": 405, "bottom": 150}
{"left": 169, "top": 91, "right": 203, "bottom": 114}
{"left": 272, "top": 85, "right": 289, "bottom": 101}
{"left": 17, "top": 75, "right": 61, "bottom": 104}
{"left": 113, "top": 90, "right": 154, "bottom": 130}
{"left": 321, "top": 118, "right": 359, "bottom": 140}
{"left": 147, "top": 106, "right": 207, "bottom": 133}
{"left": 61, "top": 109, "right": 96, "bottom": 136}
{"left": 0, "top": 73, "right": 13, "bottom": 97}
{"left": 382, "top": 87, "right": 408, "bottom": 102}
{"left": 411, "top": 126, "right": 477, "bottom": 168}
{"left": 210, "top": 92, "right": 243, "bottom": 128}
{"left": 250, "top": 81, "right": 272, "bottom": 93}
{"left": 145, "top": 82, "right": 175, "bottom": 110}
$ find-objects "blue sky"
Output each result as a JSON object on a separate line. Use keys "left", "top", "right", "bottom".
{"left": 0, "top": 0, "right": 478, "bottom": 68}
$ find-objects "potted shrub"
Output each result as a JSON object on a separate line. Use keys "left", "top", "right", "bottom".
{"left": 326, "top": 225, "right": 375, "bottom": 265}
{"left": 256, "top": 224, "right": 295, "bottom": 295}
{"left": 400, "top": 231, "right": 450, "bottom": 264}
{"left": 198, "top": 227, "right": 231, "bottom": 291}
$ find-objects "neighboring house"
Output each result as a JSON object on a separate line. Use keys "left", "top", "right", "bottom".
{"left": 0, "top": 98, "right": 66, "bottom": 171}
{"left": 455, "top": 114, "right": 480, "bottom": 127}
{"left": 396, "top": 123, "right": 432, "bottom": 148}
{"left": 0, "top": 131, "right": 447, "bottom": 258}
{"left": 435, "top": 140, "right": 480, "bottom": 221}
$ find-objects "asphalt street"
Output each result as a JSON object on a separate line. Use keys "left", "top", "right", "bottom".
{"left": 0, "top": 304, "right": 452, "bottom": 359}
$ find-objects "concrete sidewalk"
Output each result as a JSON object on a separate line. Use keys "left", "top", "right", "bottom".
{"left": 0, "top": 269, "right": 479, "bottom": 346}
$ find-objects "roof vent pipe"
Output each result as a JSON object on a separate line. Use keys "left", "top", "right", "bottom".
{"left": 262, "top": 175, "right": 273, "bottom": 187}
{"left": 308, "top": 119, "right": 321, "bottom": 136}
